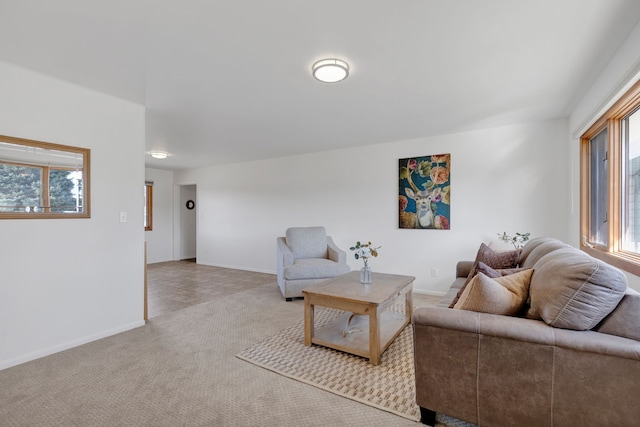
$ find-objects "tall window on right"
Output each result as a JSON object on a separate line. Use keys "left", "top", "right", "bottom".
{"left": 581, "top": 79, "right": 640, "bottom": 275}
{"left": 622, "top": 106, "right": 640, "bottom": 252}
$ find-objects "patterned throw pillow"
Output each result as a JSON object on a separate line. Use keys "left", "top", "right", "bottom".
{"left": 476, "top": 261, "right": 526, "bottom": 278}
{"left": 449, "top": 243, "right": 520, "bottom": 308}
{"left": 453, "top": 269, "right": 534, "bottom": 316}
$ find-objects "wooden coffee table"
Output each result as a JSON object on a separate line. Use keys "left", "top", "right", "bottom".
{"left": 302, "top": 271, "right": 415, "bottom": 365}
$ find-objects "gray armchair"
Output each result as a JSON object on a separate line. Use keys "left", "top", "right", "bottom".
{"left": 276, "top": 226, "right": 350, "bottom": 300}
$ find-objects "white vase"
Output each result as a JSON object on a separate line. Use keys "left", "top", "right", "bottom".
{"left": 360, "top": 265, "right": 372, "bottom": 284}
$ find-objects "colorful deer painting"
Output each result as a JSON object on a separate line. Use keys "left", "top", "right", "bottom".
{"left": 399, "top": 154, "right": 451, "bottom": 230}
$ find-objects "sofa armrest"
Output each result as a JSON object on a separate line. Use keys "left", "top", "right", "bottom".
{"left": 326, "top": 236, "right": 346, "bottom": 264}
{"left": 456, "top": 261, "right": 473, "bottom": 278}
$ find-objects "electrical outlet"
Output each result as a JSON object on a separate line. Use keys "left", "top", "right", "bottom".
{"left": 431, "top": 267, "right": 438, "bottom": 277}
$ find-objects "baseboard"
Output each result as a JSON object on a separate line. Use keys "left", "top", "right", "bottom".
{"left": 195, "top": 261, "right": 275, "bottom": 275}
{"left": 413, "top": 289, "right": 445, "bottom": 297}
{"left": 185, "top": 263, "right": 448, "bottom": 295}
{"left": 0, "top": 320, "right": 145, "bottom": 371}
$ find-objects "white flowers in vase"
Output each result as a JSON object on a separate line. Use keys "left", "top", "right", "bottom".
{"left": 350, "top": 241, "right": 381, "bottom": 268}
{"left": 350, "top": 241, "right": 381, "bottom": 284}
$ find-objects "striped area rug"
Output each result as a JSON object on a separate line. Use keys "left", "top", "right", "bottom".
{"left": 236, "top": 307, "right": 421, "bottom": 421}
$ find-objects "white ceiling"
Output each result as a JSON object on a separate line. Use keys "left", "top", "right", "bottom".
{"left": 1, "top": 1, "right": 640, "bottom": 170}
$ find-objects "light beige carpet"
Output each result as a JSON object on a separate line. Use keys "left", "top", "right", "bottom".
{"left": 1, "top": 285, "right": 426, "bottom": 427}
{"left": 237, "top": 306, "right": 421, "bottom": 421}
{"left": 1, "top": 276, "right": 473, "bottom": 427}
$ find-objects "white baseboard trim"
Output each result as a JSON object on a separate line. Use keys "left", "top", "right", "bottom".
{"left": 0, "top": 320, "right": 145, "bottom": 371}
{"left": 413, "top": 289, "right": 446, "bottom": 297}
{"left": 195, "top": 263, "right": 448, "bottom": 296}
{"left": 196, "top": 261, "right": 275, "bottom": 275}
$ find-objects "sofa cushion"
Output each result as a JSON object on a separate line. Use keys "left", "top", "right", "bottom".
{"left": 594, "top": 288, "right": 640, "bottom": 342}
{"left": 518, "top": 237, "right": 567, "bottom": 269}
{"left": 453, "top": 269, "right": 533, "bottom": 316}
{"left": 527, "top": 247, "right": 627, "bottom": 330}
{"left": 449, "top": 243, "right": 520, "bottom": 307}
{"left": 285, "top": 226, "right": 328, "bottom": 259}
{"left": 440, "top": 277, "right": 466, "bottom": 307}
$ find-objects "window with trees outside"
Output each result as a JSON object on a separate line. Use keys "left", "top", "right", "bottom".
{"left": 144, "top": 182, "right": 153, "bottom": 231}
{"left": 581, "top": 79, "right": 640, "bottom": 275}
{"left": 0, "top": 135, "right": 89, "bottom": 219}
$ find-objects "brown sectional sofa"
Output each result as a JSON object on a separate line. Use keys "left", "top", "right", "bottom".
{"left": 412, "top": 237, "right": 640, "bottom": 426}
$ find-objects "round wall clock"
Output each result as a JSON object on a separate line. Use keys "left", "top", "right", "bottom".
{"left": 186, "top": 200, "right": 195, "bottom": 210}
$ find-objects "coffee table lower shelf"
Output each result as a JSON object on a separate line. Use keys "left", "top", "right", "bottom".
{"left": 311, "top": 310, "right": 409, "bottom": 360}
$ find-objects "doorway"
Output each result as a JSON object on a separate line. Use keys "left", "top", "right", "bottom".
{"left": 177, "top": 184, "right": 197, "bottom": 261}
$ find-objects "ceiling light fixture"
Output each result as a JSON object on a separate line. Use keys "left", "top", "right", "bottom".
{"left": 149, "top": 151, "right": 168, "bottom": 159}
{"left": 312, "top": 58, "right": 349, "bottom": 83}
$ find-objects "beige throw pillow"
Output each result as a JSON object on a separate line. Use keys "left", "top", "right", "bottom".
{"left": 454, "top": 269, "right": 534, "bottom": 316}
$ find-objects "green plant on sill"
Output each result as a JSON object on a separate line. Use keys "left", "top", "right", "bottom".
{"left": 498, "top": 232, "right": 531, "bottom": 249}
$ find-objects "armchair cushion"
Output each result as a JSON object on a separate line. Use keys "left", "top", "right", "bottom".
{"left": 285, "top": 226, "right": 328, "bottom": 259}
{"left": 284, "top": 258, "right": 350, "bottom": 280}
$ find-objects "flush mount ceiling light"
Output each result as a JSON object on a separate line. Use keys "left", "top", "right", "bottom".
{"left": 149, "top": 151, "right": 168, "bottom": 159}
{"left": 312, "top": 58, "right": 349, "bottom": 83}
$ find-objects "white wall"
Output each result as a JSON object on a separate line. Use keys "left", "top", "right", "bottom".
{"left": 145, "top": 168, "right": 174, "bottom": 263}
{"left": 175, "top": 118, "right": 570, "bottom": 295}
{"left": 569, "top": 19, "right": 640, "bottom": 289}
{"left": 570, "top": 20, "right": 640, "bottom": 140}
{"left": 0, "top": 61, "right": 146, "bottom": 369}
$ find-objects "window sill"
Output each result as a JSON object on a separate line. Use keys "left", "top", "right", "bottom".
{"left": 581, "top": 245, "right": 640, "bottom": 277}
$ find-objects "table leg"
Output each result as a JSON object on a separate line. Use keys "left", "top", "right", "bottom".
{"left": 369, "top": 305, "right": 381, "bottom": 365}
{"left": 406, "top": 288, "right": 413, "bottom": 322}
{"left": 304, "top": 298, "right": 314, "bottom": 346}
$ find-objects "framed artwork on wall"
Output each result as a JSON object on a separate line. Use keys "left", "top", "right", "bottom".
{"left": 399, "top": 153, "right": 450, "bottom": 229}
